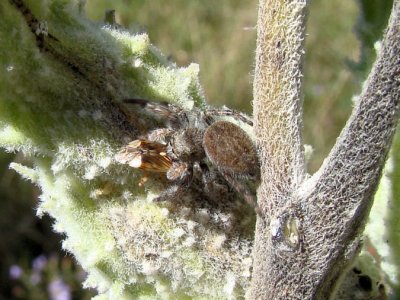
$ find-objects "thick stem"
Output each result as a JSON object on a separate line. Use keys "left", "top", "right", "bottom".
{"left": 250, "top": 0, "right": 307, "bottom": 298}
{"left": 253, "top": 0, "right": 307, "bottom": 208}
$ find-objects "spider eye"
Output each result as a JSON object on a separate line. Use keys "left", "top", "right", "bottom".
{"left": 171, "top": 128, "right": 205, "bottom": 161}
{"left": 203, "top": 121, "right": 259, "bottom": 179}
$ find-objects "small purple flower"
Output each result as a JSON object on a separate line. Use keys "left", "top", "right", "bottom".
{"left": 32, "top": 254, "right": 47, "bottom": 271}
{"left": 9, "top": 265, "right": 23, "bottom": 279}
{"left": 48, "top": 278, "right": 71, "bottom": 300}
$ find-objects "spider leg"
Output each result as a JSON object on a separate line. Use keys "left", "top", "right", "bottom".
{"left": 221, "top": 171, "right": 261, "bottom": 216}
{"left": 199, "top": 162, "right": 215, "bottom": 184}
{"left": 198, "top": 163, "right": 230, "bottom": 201}
{"left": 123, "top": 98, "right": 188, "bottom": 129}
{"left": 205, "top": 107, "right": 253, "bottom": 126}
{"left": 153, "top": 162, "right": 194, "bottom": 202}
{"left": 167, "top": 161, "right": 193, "bottom": 186}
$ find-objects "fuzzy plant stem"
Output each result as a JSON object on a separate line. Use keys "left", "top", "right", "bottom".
{"left": 250, "top": 0, "right": 400, "bottom": 299}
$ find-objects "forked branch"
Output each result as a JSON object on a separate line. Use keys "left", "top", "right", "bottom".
{"left": 251, "top": 0, "right": 400, "bottom": 298}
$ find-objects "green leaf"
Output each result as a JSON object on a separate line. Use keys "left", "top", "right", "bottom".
{"left": 0, "top": 1, "right": 254, "bottom": 298}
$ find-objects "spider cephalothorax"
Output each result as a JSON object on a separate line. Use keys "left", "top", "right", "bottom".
{"left": 116, "top": 98, "right": 260, "bottom": 213}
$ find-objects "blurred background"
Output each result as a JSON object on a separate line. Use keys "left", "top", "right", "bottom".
{"left": 0, "top": 0, "right": 392, "bottom": 298}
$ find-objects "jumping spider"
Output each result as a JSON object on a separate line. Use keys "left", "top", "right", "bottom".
{"left": 116, "top": 98, "right": 260, "bottom": 214}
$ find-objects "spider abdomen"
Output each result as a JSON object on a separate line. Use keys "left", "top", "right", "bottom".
{"left": 203, "top": 121, "right": 259, "bottom": 179}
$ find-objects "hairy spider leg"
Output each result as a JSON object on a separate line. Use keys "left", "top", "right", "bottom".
{"left": 205, "top": 107, "right": 253, "bottom": 126}
{"left": 123, "top": 98, "right": 188, "bottom": 130}
{"left": 222, "top": 171, "right": 261, "bottom": 216}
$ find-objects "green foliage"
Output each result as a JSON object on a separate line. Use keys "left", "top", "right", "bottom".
{"left": 0, "top": 151, "right": 93, "bottom": 298}
{"left": 0, "top": 1, "right": 254, "bottom": 298}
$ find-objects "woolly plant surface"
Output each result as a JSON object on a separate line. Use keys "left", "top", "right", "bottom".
{"left": 362, "top": 130, "right": 400, "bottom": 294}
{"left": 0, "top": 1, "right": 255, "bottom": 299}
